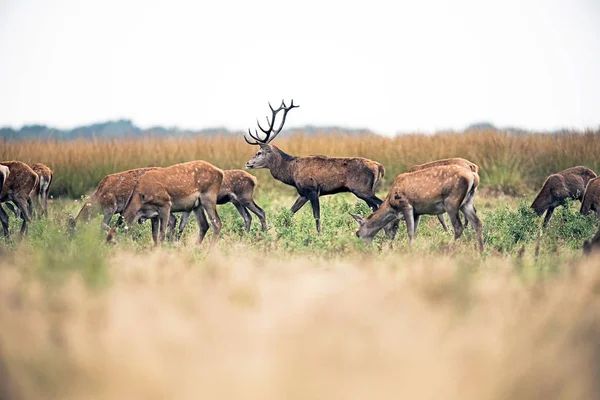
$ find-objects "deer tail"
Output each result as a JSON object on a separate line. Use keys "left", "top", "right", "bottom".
{"left": 373, "top": 163, "right": 385, "bottom": 192}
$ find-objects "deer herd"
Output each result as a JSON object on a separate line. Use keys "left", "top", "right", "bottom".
{"left": 1, "top": 100, "right": 600, "bottom": 254}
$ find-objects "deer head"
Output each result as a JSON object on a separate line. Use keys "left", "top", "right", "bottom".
{"left": 244, "top": 100, "right": 299, "bottom": 169}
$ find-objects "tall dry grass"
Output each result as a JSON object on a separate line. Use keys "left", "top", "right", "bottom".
{"left": 2, "top": 130, "right": 600, "bottom": 197}
{"left": 2, "top": 250, "right": 600, "bottom": 399}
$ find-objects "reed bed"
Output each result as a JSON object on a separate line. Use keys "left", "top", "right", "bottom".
{"left": 2, "top": 129, "right": 599, "bottom": 198}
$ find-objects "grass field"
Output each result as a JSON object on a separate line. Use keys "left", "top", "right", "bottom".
{"left": 2, "top": 132, "right": 600, "bottom": 399}
{"left": 2, "top": 129, "right": 600, "bottom": 197}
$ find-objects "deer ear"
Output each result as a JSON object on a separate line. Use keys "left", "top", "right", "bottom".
{"left": 349, "top": 212, "right": 365, "bottom": 225}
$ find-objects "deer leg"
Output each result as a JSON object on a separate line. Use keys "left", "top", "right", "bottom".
{"left": 151, "top": 217, "right": 160, "bottom": 246}
{"left": 167, "top": 214, "right": 177, "bottom": 242}
{"left": 157, "top": 206, "right": 171, "bottom": 243}
{"left": 290, "top": 195, "right": 309, "bottom": 214}
{"left": 232, "top": 199, "right": 252, "bottom": 232}
{"left": 177, "top": 212, "right": 192, "bottom": 241}
{"left": 4, "top": 203, "right": 20, "bottom": 219}
{"left": 0, "top": 205, "right": 9, "bottom": 237}
{"left": 31, "top": 194, "right": 41, "bottom": 220}
{"left": 12, "top": 197, "right": 31, "bottom": 238}
{"left": 42, "top": 187, "right": 49, "bottom": 217}
{"left": 437, "top": 214, "right": 449, "bottom": 232}
{"left": 243, "top": 200, "right": 267, "bottom": 232}
{"left": 307, "top": 192, "right": 321, "bottom": 233}
{"left": 542, "top": 207, "right": 555, "bottom": 229}
{"left": 461, "top": 200, "right": 484, "bottom": 252}
{"left": 384, "top": 220, "right": 400, "bottom": 240}
{"left": 193, "top": 207, "right": 210, "bottom": 244}
{"left": 413, "top": 214, "right": 421, "bottom": 236}
{"left": 447, "top": 209, "right": 464, "bottom": 240}
{"left": 199, "top": 194, "right": 222, "bottom": 246}
{"left": 402, "top": 206, "right": 415, "bottom": 246}
{"left": 102, "top": 211, "right": 115, "bottom": 232}
{"left": 353, "top": 191, "right": 383, "bottom": 212}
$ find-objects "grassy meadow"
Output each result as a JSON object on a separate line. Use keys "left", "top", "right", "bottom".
{"left": 2, "top": 129, "right": 600, "bottom": 197}
{"left": 2, "top": 130, "right": 600, "bottom": 399}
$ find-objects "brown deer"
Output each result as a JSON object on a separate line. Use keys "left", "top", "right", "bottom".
{"left": 244, "top": 100, "right": 386, "bottom": 233}
{"left": 408, "top": 157, "right": 480, "bottom": 233}
{"left": 580, "top": 177, "right": 600, "bottom": 218}
{"left": 116, "top": 161, "right": 223, "bottom": 246}
{"left": 0, "top": 161, "right": 39, "bottom": 238}
{"left": 30, "top": 163, "right": 53, "bottom": 217}
{"left": 75, "top": 167, "right": 163, "bottom": 229}
{"left": 5, "top": 163, "right": 54, "bottom": 219}
{"left": 350, "top": 165, "right": 484, "bottom": 252}
{"left": 165, "top": 169, "right": 267, "bottom": 241}
{"left": 531, "top": 166, "right": 597, "bottom": 228}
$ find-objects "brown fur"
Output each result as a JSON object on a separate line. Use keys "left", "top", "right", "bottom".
{"left": 75, "top": 167, "right": 160, "bottom": 229}
{"left": 409, "top": 157, "right": 479, "bottom": 174}
{"left": 29, "top": 163, "right": 53, "bottom": 217}
{"left": 408, "top": 158, "right": 480, "bottom": 232}
{"left": 246, "top": 144, "right": 385, "bottom": 232}
{"left": 351, "top": 165, "right": 484, "bottom": 252}
{"left": 580, "top": 177, "right": 600, "bottom": 217}
{"left": 171, "top": 169, "right": 267, "bottom": 240}
{"left": 0, "top": 161, "right": 39, "bottom": 238}
{"left": 531, "top": 166, "right": 597, "bottom": 228}
{"left": 119, "top": 161, "right": 224, "bottom": 246}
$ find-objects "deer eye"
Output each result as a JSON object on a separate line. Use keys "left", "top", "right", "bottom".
{"left": 257, "top": 152, "right": 262, "bottom": 156}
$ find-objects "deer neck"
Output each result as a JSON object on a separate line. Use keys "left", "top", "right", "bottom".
{"left": 268, "top": 147, "right": 297, "bottom": 186}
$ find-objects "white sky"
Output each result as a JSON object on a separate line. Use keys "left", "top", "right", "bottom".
{"left": 1, "top": 0, "right": 599, "bottom": 135}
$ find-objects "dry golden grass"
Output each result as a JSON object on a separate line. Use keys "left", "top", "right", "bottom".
{"left": 2, "top": 249, "right": 600, "bottom": 400}
{"left": 2, "top": 129, "right": 600, "bottom": 197}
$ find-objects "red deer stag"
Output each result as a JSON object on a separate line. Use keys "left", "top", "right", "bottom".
{"left": 350, "top": 165, "right": 484, "bottom": 252}
{"left": 408, "top": 157, "right": 480, "bottom": 233}
{"left": 116, "top": 161, "right": 223, "bottom": 246}
{"left": 531, "top": 166, "right": 596, "bottom": 228}
{"left": 166, "top": 169, "right": 267, "bottom": 241}
{"left": 0, "top": 161, "right": 38, "bottom": 238}
{"left": 580, "top": 176, "right": 600, "bottom": 218}
{"left": 244, "top": 100, "right": 385, "bottom": 232}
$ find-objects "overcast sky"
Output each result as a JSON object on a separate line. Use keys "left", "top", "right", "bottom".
{"left": 1, "top": 0, "right": 599, "bottom": 135}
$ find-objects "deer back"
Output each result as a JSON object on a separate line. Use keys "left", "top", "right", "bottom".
{"left": 0, "top": 161, "right": 38, "bottom": 200}
{"left": 387, "top": 165, "right": 476, "bottom": 208}
{"left": 409, "top": 157, "right": 479, "bottom": 174}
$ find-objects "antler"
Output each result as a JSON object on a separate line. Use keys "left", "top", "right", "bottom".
{"left": 244, "top": 99, "right": 299, "bottom": 145}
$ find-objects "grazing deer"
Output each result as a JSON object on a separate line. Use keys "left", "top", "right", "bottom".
{"left": 0, "top": 161, "right": 39, "bottom": 238}
{"left": 531, "top": 166, "right": 597, "bottom": 228}
{"left": 75, "top": 167, "right": 162, "bottom": 230}
{"left": 166, "top": 169, "right": 267, "bottom": 241}
{"left": 116, "top": 161, "right": 224, "bottom": 246}
{"left": 350, "top": 165, "right": 484, "bottom": 252}
{"left": 244, "top": 100, "right": 385, "bottom": 232}
{"left": 408, "top": 157, "right": 480, "bottom": 233}
{"left": 580, "top": 177, "right": 600, "bottom": 218}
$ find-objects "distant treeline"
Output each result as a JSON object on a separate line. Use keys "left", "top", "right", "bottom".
{"left": 0, "top": 119, "right": 374, "bottom": 141}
